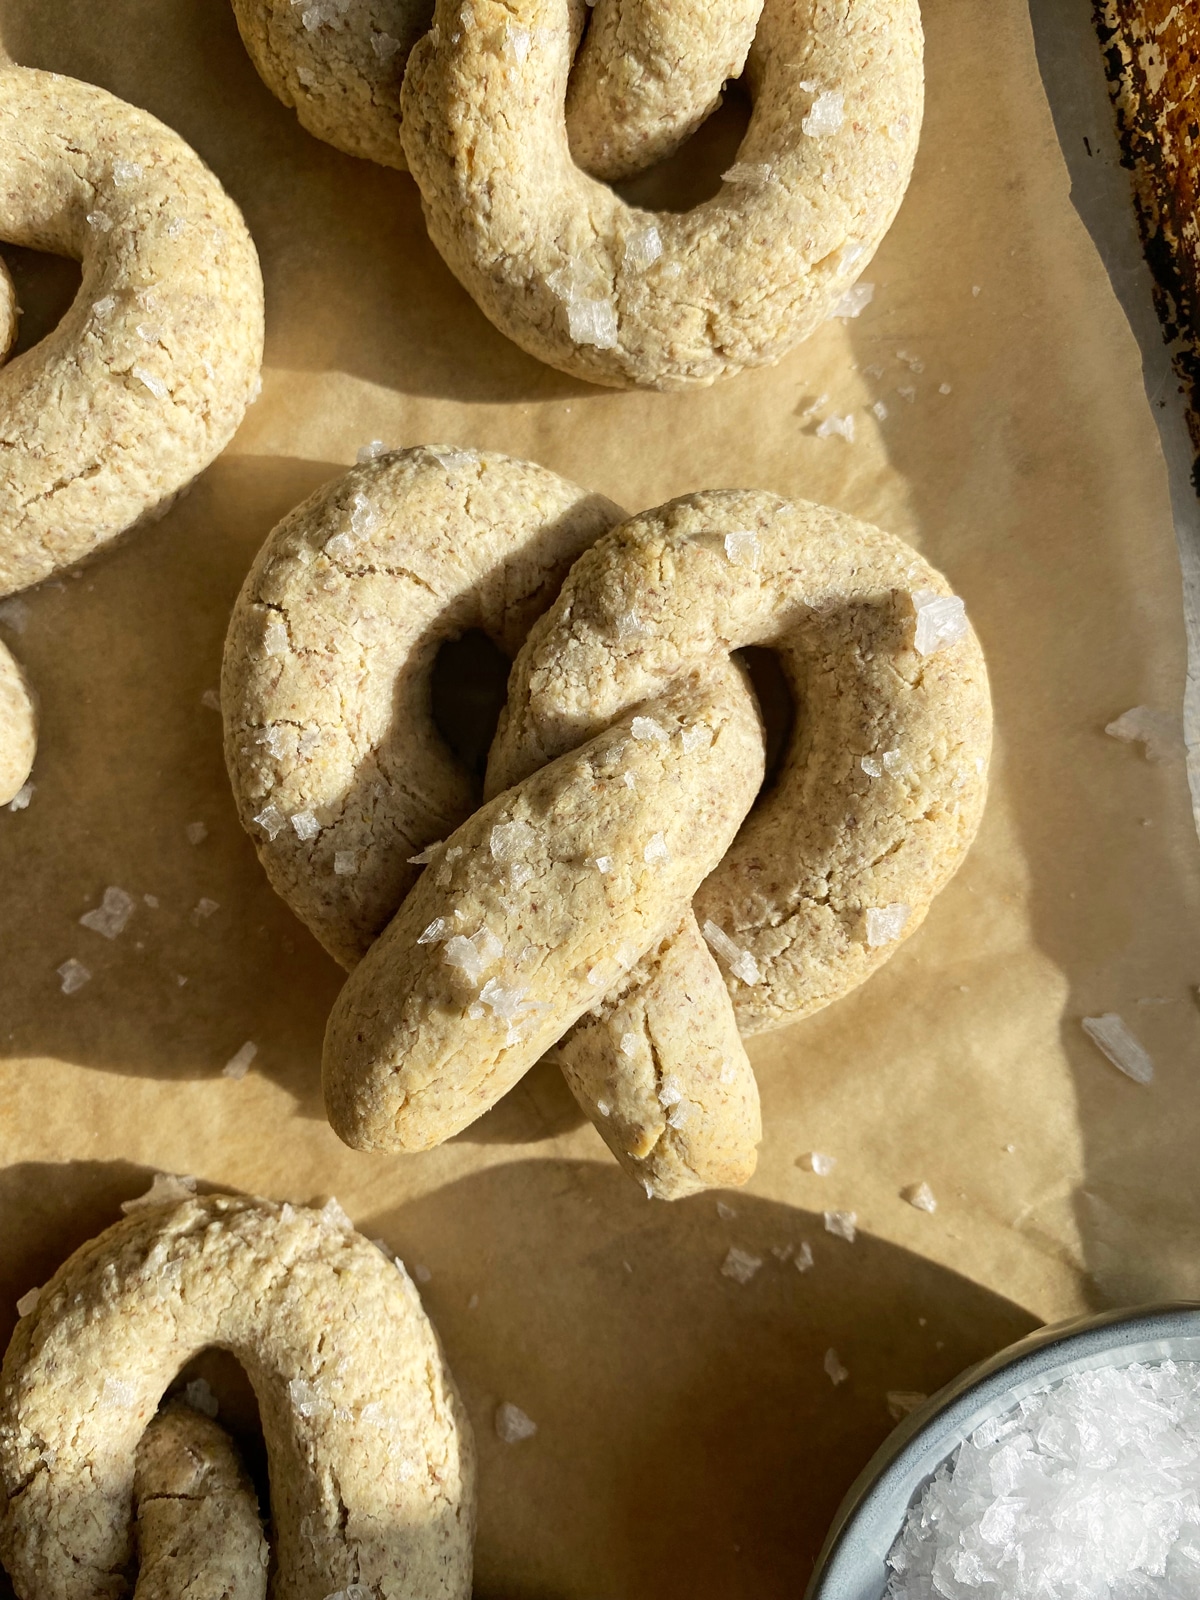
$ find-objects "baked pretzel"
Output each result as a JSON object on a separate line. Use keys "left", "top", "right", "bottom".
{"left": 400, "top": 0, "right": 923, "bottom": 388}
{"left": 0, "top": 65, "right": 264, "bottom": 804}
{"left": 0, "top": 1193, "right": 474, "bottom": 1600}
{"left": 223, "top": 449, "right": 990, "bottom": 1199}
{"left": 228, "top": 0, "right": 761, "bottom": 181}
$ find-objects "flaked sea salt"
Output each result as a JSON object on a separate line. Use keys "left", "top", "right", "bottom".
{"left": 254, "top": 804, "right": 285, "bottom": 840}
{"left": 898, "top": 384, "right": 917, "bottom": 403}
{"left": 496, "top": 1401, "right": 537, "bottom": 1442}
{"left": 1082, "top": 1013, "right": 1154, "bottom": 1085}
{"left": 57, "top": 958, "right": 91, "bottom": 995}
{"left": 427, "top": 445, "right": 477, "bottom": 470}
{"left": 291, "top": 810, "right": 321, "bottom": 842}
{"left": 408, "top": 840, "right": 443, "bottom": 865}
{"left": 938, "top": 381, "right": 952, "bottom": 395}
{"left": 357, "top": 439, "right": 387, "bottom": 462}
{"left": 334, "top": 850, "right": 358, "bottom": 876}
{"left": 132, "top": 366, "right": 169, "bottom": 401}
{"left": 444, "top": 926, "right": 503, "bottom": 985}
{"left": 643, "top": 832, "right": 670, "bottom": 866}
{"left": 418, "top": 917, "right": 448, "bottom": 946}
{"left": 666, "top": 1099, "right": 692, "bottom": 1129}
{"left": 866, "top": 903, "right": 911, "bottom": 947}
{"left": 590, "top": 855, "right": 612, "bottom": 874}
{"left": 80, "top": 885, "right": 135, "bottom": 940}
{"left": 185, "top": 1378, "right": 219, "bottom": 1418}
{"left": 186, "top": 821, "right": 207, "bottom": 845}
{"left": 824, "top": 1209, "right": 857, "bottom": 1243}
{"left": 289, "top": 1377, "right": 322, "bottom": 1418}
{"left": 882, "top": 748, "right": 906, "bottom": 775}
{"left": 8, "top": 782, "right": 34, "bottom": 812}
{"left": 716, "top": 1200, "right": 737, "bottom": 1221}
{"left": 620, "top": 1031, "right": 638, "bottom": 1058}
{"left": 885, "top": 1361, "right": 1200, "bottom": 1599}
{"left": 371, "top": 30, "right": 401, "bottom": 59}
{"left": 872, "top": 400, "right": 889, "bottom": 421}
{"left": 816, "top": 413, "right": 856, "bottom": 442}
{"left": 1105, "top": 705, "right": 1179, "bottom": 763}
{"left": 722, "top": 161, "right": 773, "bottom": 188}
{"left": 658, "top": 1075, "right": 683, "bottom": 1108}
{"left": 861, "top": 755, "right": 883, "bottom": 777}
{"left": 201, "top": 687, "right": 221, "bottom": 711}
{"left": 887, "top": 1389, "right": 928, "bottom": 1421}
{"left": 825, "top": 1348, "right": 849, "bottom": 1385}
{"left": 112, "top": 159, "right": 143, "bottom": 185}
{"left": 803, "top": 90, "right": 845, "bottom": 136}
{"left": 320, "top": 1196, "right": 354, "bottom": 1231}
{"left": 263, "top": 612, "right": 288, "bottom": 656}
{"left": 828, "top": 282, "right": 875, "bottom": 319}
{"left": 702, "top": 919, "right": 762, "bottom": 986}
{"left": 724, "top": 530, "right": 760, "bottom": 568}
{"left": 801, "top": 1151, "right": 836, "bottom": 1176}
{"left": 491, "top": 818, "right": 536, "bottom": 861}
{"left": 631, "top": 715, "right": 667, "bottom": 743}
{"left": 102, "top": 1376, "right": 139, "bottom": 1409}
{"left": 477, "top": 976, "right": 533, "bottom": 1024}
{"left": 794, "top": 1242, "right": 815, "bottom": 1272}
{"left": 92, "top": 295, "right": 116, "bottom": 319}
{"left": 86, "top": 210, "right": 112, "bottom": 232}
{"left": 595, "top": 1098, "right": 611, "bottom": 1117}
{"left": 721, "top": 1246, "right": 763, "bottom": 1284}
{"left": 121, "top": 1172, "right": 197, "bottom": 1213}
{"left": 681, "top": 724, "right": 713, "bottom": 754}
{"left": 897, "top": 349, "right": 925, "bottom": 373}
{"left": 191, "top": 897, "right": 219, "bottom": 925}
{"left": 903, "top": 1181, "right": 937, "bottom": 1213}
{"left": 16, "top": 1287, "right": 39, "bottom": 1318}
{"left": 349, "top": 491, "right": 378, "bottom": 537}
{"left": 616, "top": 610, "right": 647, "bottom": 639}
{"left": 624, "top": 224, "right": 662, "bottom": 270}
{"left": 223, "top": 1041, "right": 257, "bottom": 1080}
{"left": 0, "top": 597, "right": 29, "bottom": 633}
{"left": 912, "top": 589, "right": 968, "bottom": 656}
{"left": 567, "top": 295, "right": 618, "bottom": 349}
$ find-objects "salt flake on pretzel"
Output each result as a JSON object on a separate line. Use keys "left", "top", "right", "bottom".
{"left": 0, "top": 65, "right": 264, "bottom": 803}
{"left": 223, "top": 450, "right": 989, "bottom": 1200}
{"left": 0, "top": 1193, "right": 474, "bottom": 1600}
{"left": 400, "top": 0, "right": 923, "bottom": 387}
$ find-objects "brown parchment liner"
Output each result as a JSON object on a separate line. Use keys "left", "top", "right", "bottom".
{"left": 0, "top": 0, "right": 1198, "bottom": 1593}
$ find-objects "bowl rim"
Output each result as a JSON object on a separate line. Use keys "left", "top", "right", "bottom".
{"left": 804, "top": 1299, "right": 1200, "bottom": 1599}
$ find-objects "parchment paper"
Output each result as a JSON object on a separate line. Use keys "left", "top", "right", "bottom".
{"left": 1, "top": 0, "right": 1198, "bottom": 1592}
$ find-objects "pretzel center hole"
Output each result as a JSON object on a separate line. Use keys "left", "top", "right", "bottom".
{"left": 737, "top": 645, "right": 794, "bottom": 799}
{"left": 611, "top": 81, "right": 753, "bottom": 213}
{"left": 0, "top": 245, "right": 83, "bottom": 357}
{"left": 431, "top": 628, "right": 512, "bottom": 787}
{"left": 168, "top": 1347, "right": 270, "bottom": 1510}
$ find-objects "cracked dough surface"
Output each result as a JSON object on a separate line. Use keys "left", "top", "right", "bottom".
{"left": 0, "top": 1193, "right": 475, "bottom": 1600}
{"left": 400, "top": 0, "right": 923, "bottom": 388}
{"left": 223, "top": 456, "right": 989, "bottom": 1199}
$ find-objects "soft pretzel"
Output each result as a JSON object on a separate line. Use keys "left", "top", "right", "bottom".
{"left": 133, "top": 1402, "right": 267, "bottom": 1600}
{"left": 0, "top": 65, "right": 264, "bottom": 803}
{"left": 228, "top": 0, "right": 760, "bottom": 182}
{"left": 400, "top": 0, "right": 923, "bottom": 388}
{"left": 223, "top": 449, "right": 990, "bottom": 1198}
{"left": 0, "top": 1193, "right": 475, "bottom": 1600}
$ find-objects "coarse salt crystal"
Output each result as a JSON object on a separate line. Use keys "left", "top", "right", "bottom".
{"left": 722, "top": 161, "right": 773, "bottom": 187}
{"left": 643, "top": 832, "right": 670, "bottom": 866}
{"left": 201, "top": 688, "right": 221, "bottom": 710}
{"left": 803, "top": 90, "right": 844, "bottom": 136}
{"left": 184, "top": 1378, "right": 219, "bottom": 1418}
{"left": 334, "top": 850, "right": 358, "bottom": 876}
{"left": 478, "top": 976, "right": 532, "bottom": 1023}
{"left": 681, "top": 724, "right": 713, "bottom": 754}
{"left": 0, "top": 597, "right": 29, "bottom": 632}
{"left": 57, "top": 958, "right": 91, "bottom": 995}
{"left": 886, "top": 1389, "right": 928, "bottom": 1421}
{"left": 724, "top": 530, "right": 760, "bottom": 568}
{"left": 289, "top": 1377, "right": 322, "bottom": 1417}
{"left": 911, "top": 589, "right": 968, "bottom": 655}
{"left": 112, "top": 159, "right": 143, "bottom": 185}
{"left": 816, "top": 413, "right": 856, "bottom": 442}
{"left": 897, "top": 349, "right": 924, "bottom": 373}
{"left": 291, "top": 810, "right": 321, "bottom": 842}
{"left": 567, "top": 296, "right": 618, "bottom": 349}
{"left": 503, "top": 22, "right": 532, "bottom": 61}
{"left": 16, "top": 1287, "right": 39, "bottom": 1317}
{"left": 102, "top": 1376, "right": 139, "bottom": 1409}
{"left": 718, "top": 1058, "right": 737, "bottom": 1084}
{"left": 263, "top": 613, "right": 288, "bottom": 655}
{"left": 357, "top": 440, "right": 387, "bottom": 462}
{"left": 658, "top": 1075, "right": 683, "bottom": 1107}
{"left": 861, "top": 755, "right": 883, "bottom": 777}
{"left": 186, "top": 821, "right": 207, "bottom": 845}
{"left": 371, "top": 30, "right": 401, "bottom": 58}
{"left": 824, "top": 1209, "right": 857, "bottom": 1242}
{"left": 872, "top": 400, "right": 889, "bottom": 421}
{"left": 882, "top": 748, "right": 906, "bottom": 774}
{"left": 121, "top": 1172, "right": 197, "bottom": 1213}
{"left": 828, "top": 282, "right": 875, "bottom": 319}
{"left": 623, "top": 224, "right": 662, "bottom": 269}
{"left": 190, "top": 897, "right": 219, "bottom": 924}
{"left": 223, "top": 1041, "right": 257, "bottom": 1080}
{"left": 631, "top": 715, "right": 667, "bottom": 743}
{"left": 590, "top": 855, "right": 612, "bottom": 873}
{"left": 132, "top": 366, "right": 169, "bottom": 401}
{"left": 92, "top": 295, "right": 116, "bottom": 319}
{"left": 721, "top": 1246, "right": 763, "bottom": 1284}
{"left": 824, "top": 1348, "right": 850, "bottom": 1385}
{"left": 866, "top": 903, "right": 911, "bottom": 947}
{"left": 254, "top": 804, "right": 285, "bottom": 840}
{"left": 408, "top": 840, "right": 443, "bottom": 864}
{"left": 8, "top": 781, "right": 34, "bottom": 812}
{"left": 619, "top": 1031, "right": 638, "bottom": 1058}
{"left": 427, "top": 445, "right": 477, "bottom": 470}
{"left": 938, "top": 381, "right": 952, "bottom": 395}
{"left": 667, "top": 1099, "right": 692, "bottom": 1129}
{"left": 490, "top": 818, "right": 535, "bottom": 860}
{"left": 801, "top": 1151, "right": 836, "bottom": 1176}
{"left": 320, "top": 1196, "right": 354, "bottom": 1231}
{"left": 135, "top": 322, "right": 161, "bottom": 344}
{"left": 898, "top": 384, "right": 917, "bottom": 403}
{"left": 903, "top": 1181, "right": 937, "bottom": 1213}
{"left": 349, "top": 492, "right": 378, "bottom": 537}
{"left": 794, "top": 1241, "right": 815, "bottom": 1272}
{"left": 444, "top": 926, "right": 503, "bottom": 985}
{"left": 86, "top": 211, "right": 112, "bottom": 232}
{"left": 615, "top": 610, "right": 647, "bottom": 639}
{"left": 701, "top": 919, "right": 762, "bottom": 986}
{"left": 595, "top": 1098, "right": 611, "bottom": 1117}
{"left": 80, "top": 886, "right": 135, "bottom": 940}
{"left": 716, "top": 1200, "right": 737, "bottom": 1220}
{"left": 1105, "top": 706, "right": 1179, "bottom": 762}
{"left": 1082, "top": 1013, "right": 1154, "bottom": 1084}
{"left": 496, "top": 1401, "right": 537, "bottom": 1442}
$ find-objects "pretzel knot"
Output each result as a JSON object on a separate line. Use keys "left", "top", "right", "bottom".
{"left": 223, "top": 449, "right": 990, "bottom": 1201}
{"left": 0, "top": 1194, "right": 475, "bottom": 1600}
{"left": 0, "top": 65, "right": 264, "bottom": 804}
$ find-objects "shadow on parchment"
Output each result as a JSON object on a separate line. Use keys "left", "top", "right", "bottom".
{"left": 0, "top": 1156, "right": 1038, "bottom": 1600}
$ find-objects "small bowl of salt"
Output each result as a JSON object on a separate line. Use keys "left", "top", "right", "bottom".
{"left": 805, "top": 1302, "right": 1200, "bottom": 1599}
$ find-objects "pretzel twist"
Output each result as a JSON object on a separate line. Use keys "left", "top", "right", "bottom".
{"left": 224, "top": 449, "right": 990, "bottom": 1199}
{"left": 0, "top": 65, "right": 264, "bottom": 802}
{"left": 0, "top": 1195, "right": 474, "bottom": 1600}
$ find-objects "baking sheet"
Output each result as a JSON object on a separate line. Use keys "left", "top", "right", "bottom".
{"left": 1, "top": 0, "right": 1199, "bottom": 1592}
